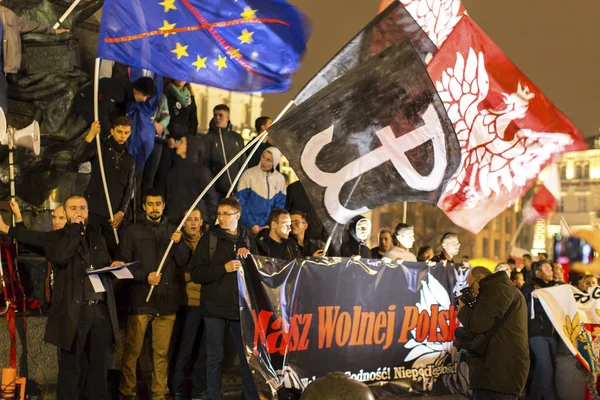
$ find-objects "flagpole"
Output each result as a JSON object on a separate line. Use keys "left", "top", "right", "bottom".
{"left": 506, "top": 216, "right": 527, "bottom": 260}
{"left": 93, "top": 58, "right": 120, "bottom": 245}
{"left": 53, "top": 0, "right": 82, "bottom": 29}
{"left": 146, "top": 132, "right": 266, "bottom": 302}
{"left": 402, "top": 202, "right": 407, "bottom": 224}
{"left": 225, "top": 100, "right": 294, "bottom": 198}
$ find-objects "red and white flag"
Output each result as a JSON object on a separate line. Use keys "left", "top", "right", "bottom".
{"left": 377, "top": 0, "right": 466, "bottom": 49}
{"left": 523, "top": 163, "right": 562, "bottom": 223}
{"left": 427, "top": 16, "right": 586, "bottom": 234}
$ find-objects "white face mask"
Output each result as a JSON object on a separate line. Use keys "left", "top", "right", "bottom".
{"left": 396, "top": 227, "right": 415, "bottom": 249}
{"left": 442, "top": 237, "right": 461, "bottom": 258}
{"left": 355, "top": 219, "right": 371, "bottom": 242}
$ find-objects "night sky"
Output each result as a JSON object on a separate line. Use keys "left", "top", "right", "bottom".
{"left": 262, "top": 0, "right": 599, "bottom": 139}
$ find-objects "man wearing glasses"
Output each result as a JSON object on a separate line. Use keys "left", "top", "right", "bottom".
{"left": 290, "top": 210, "right": 324, "bottom": 257}
{"left": 191, "top": 197, "right": 259, "bottom": 400}
{"left": 204, "top": 104, "right": 246, "bottom": 199}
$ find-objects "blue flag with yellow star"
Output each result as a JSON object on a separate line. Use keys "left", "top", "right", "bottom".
{"left": 98, "top": 0, "right": 310, "bottom": 93}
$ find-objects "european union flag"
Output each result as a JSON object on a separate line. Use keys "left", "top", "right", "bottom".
{"left": 98, "top": 0, "right": 311, "bottom": 93}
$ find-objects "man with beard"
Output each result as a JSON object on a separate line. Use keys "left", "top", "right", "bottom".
{"left": 117, "top": 189, "right": 191, "bottom": 400}
{"left": 37, "top": 195, "right": 123, "bottom": 400}
{"left": 74, "top": 118, "right": 135, "bottom": 257}
{"left": 385, "top": 223, "right": 417, "bottom": 262}
{"left": 340, "top": 216, "right": 372, "bottom": 258}
{"left": 252, "top": 208, "right": 300, "bottom": 260}
{"left": 191, "top": 197, "right": 259, "bottom": 400}
{"left": 290, "top": 210, "right": 323, "bottom": 257}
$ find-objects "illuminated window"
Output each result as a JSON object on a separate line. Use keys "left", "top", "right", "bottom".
{"left": 578, "top": 197, "right": 588, "bottom": 212}
{"left": 584, "top": 163, "right": 590, "bottom": 179}
{"left": 505, "top": 216, "right": 511, "bottom": 234}
{"left": 494, "top": 220, "right": 500, "bottom": 233}
{"left": 576, "top": 164, "right": 582, "bottom": 179}
{"left": 483, "top": 238, "right": 489, "bottom": 257}
{"left": 560, "top": 164, "right": 567, "bottom": 179}
{"left": 494, "top": 240, "right": 501, "bottom": 257}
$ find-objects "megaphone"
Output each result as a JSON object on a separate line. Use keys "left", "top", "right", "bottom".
{"left": 0, "top": 107, "right": 41, "bottom": 155}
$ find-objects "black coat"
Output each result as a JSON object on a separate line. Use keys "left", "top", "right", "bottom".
{"left": 43, "top": 224, "right": 120, "bottom": 350}
{"left": 522, "top": 277, "right": 562, "bottom": 338}
{"left": 204, "top": 119, "right": 246, "bottom": 196}
{"left": 285, "top": 181, "right": 325, "bottom": 241}
{"left": 116, "top": 218, "right": 191, "bottom": 315}
{"left": 164, "top": 89, "right": 198, "bottom": 140}
{"left": 74, "top": 137, "right": 135, "bottom": 218}
{"left": 458, "top": 272, "right": 529, "bottom": 395}
{"left": 252, "top": 229, "right": 300, "bottom": 261}
{"left": 76, "top": 77, "right": 133, "bottom": 140}
{"left": 292, "top": 234, "right": 321, "bottom": 258}
{"left": 190, "top": 227, "right": 251, "bottom": 320}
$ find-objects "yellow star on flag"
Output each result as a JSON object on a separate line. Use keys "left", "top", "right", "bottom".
{"left": 171, "top": 42, "right": 189, "bottom": 59}
{"left": 238, "top": 29, "right": 254, "bottom": 44}
{"left": 228, "top": 48, "right": 241, "bottom": 60}
{"left": 240, "top": 6, "right": 258, "bottom": 20}
{"left": 159, "top": 20, "right": 176, "bottom": 37}
{"left": 214, "top": 55, "right": 228, "bottom": 71}
{"left": 192, "top": 55, "right": 207, "bottom": 71}
{"left": 159, "top": 0, "right": 177, "bottom": 12}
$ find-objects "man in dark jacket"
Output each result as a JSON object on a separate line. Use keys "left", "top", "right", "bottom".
{"left": 458, "top": 267, "right": 529, "bottom": 400}
{"left": 191, "top": 197, "right": 259, "bottom": 400}
{"left": 252, "top": 208, "right": 300, "bottom": 260}
{"left": 285, "top": 180, "right": 324, "bottom": 241}
{"left": 521, "top": 261, "right": 562, "bottom": 400}
{"left": 340, "top": 216, "right": 372, "bottom": 258}
{"left": 246, "top": 116, "right": 273, "bottom": 169}
{"left": 204, "top": 104, "right": 246, "bottom": 198}
{"left": 117, "top": 188, "right": 190, "bottom": 400}
{"left": 430, "top": 232, "right": 467, "bottom": 302}
{"left": 290, "top": 210, "right": 323, "bottom": 257}
{"left": 74, "top": 118, "right": 135, "bottom": 257}
{"left": 75, "top": 76, "right": 156, "bottom": 140}
{"left": 44, "top": 195, "right": 123, "bottom": 400}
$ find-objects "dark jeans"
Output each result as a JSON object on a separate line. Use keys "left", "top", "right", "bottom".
{"left": 472, "top": 389, "right": 518, "bottom": 400}
{"left": 56, "top": 303, "right": 113, "bottom": 400}
{"left": 204, "top": 317, "right": 259, "bottom": 400}
{"left": 172, "top": 306, "right": 207, "bottom": 397}
{"left": 529, "top": 335, "right": 558, "bottom": 400}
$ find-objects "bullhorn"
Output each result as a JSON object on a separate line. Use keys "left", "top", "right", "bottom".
{"left": 0, "top": 108, "right": 41, "bottom": 156}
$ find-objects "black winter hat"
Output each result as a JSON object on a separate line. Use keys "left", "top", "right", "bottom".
{"left": 133, "top": 77, "right": 156, "bottom": 97}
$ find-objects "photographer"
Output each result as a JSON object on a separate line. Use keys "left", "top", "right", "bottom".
{"left": 457, "top": 267, "right": 529, "bottom": 400}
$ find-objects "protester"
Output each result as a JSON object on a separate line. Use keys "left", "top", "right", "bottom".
{"left": 552, "top": 263, "right": 566, "bottom": 283}
{"left": 204, "top": 104, "right": 246, "bottom": 198}
{"left": 74, "top": 118, "right": 135, "bottom": 256}
{"left": 521, "top": 261, "right": 562, "bottom": 400}
{"left": 247, "top": 116, "right": 273, "bottom": 169}
{"left": 371, "top": 229, "right": 394, "bottom": 259}
{"left": 538, "top": 252, "right": 548, "bottom": 261}
{"left": 507, "top": 258, "right": 517, "bottom": 271}
{"left": 76, "top": 76, "right": 156, "bottom": 140}
{"left": 42, "top": 195, "right": 123, "bottom": 399}
{"left": 0, "top": 3, "right": 69, "bottom": 113}
{"left": 285, "top": 180, "right": 325, "bottom": 241}
{"left": 385, "top": 223, "right": 417, "bottom": 261}
{"left": 340, "top": 216, "right": 372, "bottom": 258}
{"left": 252, "top": 209, "right": 300, "bottom": 260}
{"left": 190, "top": 197, "right": 259, "bottom": 400}
{"left": 171, "top": 209, "right": 207, "bottom": 400}
{"left": 117, "top": 189, "right": 191, "bottom": 400}
{"left": 141, "top": 92, "right": 170, "bottom": 201}
{"left": 417, "top": 246, "right": 434, "bottom": 262}
{"left": 236, "top": 147, "right": 286, "bottom": 235}
{"left": 290, "top": 210, "right": 323, "bottom": 257}
{"left": 431, "top": 232, "right": 466, "bottom": 298}
{"left": 510, "top": 270, "right": 525, "bottom": 290}
{"left": 521, "top": 254, "right": 533, "bottom": 282}
{"left": 457, "top": 267, "right": 529, "bottom": 400}
{"left": 495, "top": 263, "right": 511, "bottom": 277}
{"left": 154, "top": 80, "right": 198, "bottom": 193}
{"left": 577, "top": 274, "right": 598, "bottom": 292}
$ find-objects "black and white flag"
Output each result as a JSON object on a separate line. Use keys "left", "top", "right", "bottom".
{"left": 270, "top": 39, "right": 460, "bottom": 236}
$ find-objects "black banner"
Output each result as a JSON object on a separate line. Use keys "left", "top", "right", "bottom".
{"left": 239, "top": 256, "right": 470, "bottom": 398}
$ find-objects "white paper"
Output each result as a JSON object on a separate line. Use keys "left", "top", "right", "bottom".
{"left": 88, "top": 274, "right": 106, "bottom": 293}
{"left": 110, "top": 267, "right": 134, "bottom": 280}
{"left": 85, "top": 261, "right": 139, "bottom": 275}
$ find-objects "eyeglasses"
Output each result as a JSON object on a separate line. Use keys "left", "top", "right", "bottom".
{"left": 216, "top": 211, "right": 238, "bottom": 217}
{"left": 291, "top": 220, "right": 305, "bottom": 225}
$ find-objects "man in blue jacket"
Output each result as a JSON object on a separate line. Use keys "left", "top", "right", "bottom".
{"left": 236, "top": 147, "right": 286, "bottom": 235}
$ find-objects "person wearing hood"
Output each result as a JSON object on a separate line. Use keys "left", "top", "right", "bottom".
{"left": 385, "top": 223, "right": 417, "bottom": 262}
{"left": 247, "top": 116, "right": 279, "bottom": 170}
{"left": 166, "top": 135, "right": 218, "bottom": 226}
{"left": 252, "top": 209, "right": 300, "bottom": 260}
{"left": 340, "top": 216, "right": 372, "bottom": 258}
{"left": 154, "top": 79, "right": 198, "bottom": 194}
{"left": 236, "top": 146, "right": 286, "bottom": 235}
{"left": 204, "top": 104, "right": 246, "bottom": 198}
{"left": 73, "top": 118, "right": 135, "bottom": 257}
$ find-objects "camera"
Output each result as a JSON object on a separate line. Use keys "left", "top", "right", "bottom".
{"left": 457, "top": 286, "right": 477, "bottom": 309}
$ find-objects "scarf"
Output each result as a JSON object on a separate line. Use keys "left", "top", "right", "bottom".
{"left": 167, "top": 83, "right": 192, "bottom": 108}
{"left": 183, "top": 229, "right": 202, "bottom": 253}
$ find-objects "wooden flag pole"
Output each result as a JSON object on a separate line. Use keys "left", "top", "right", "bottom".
{"left": 93, "top": 58, "right": 119, "bottom": 245}
{"left": 225, "top": 100, "right": 294, "bottom": 198}
{"left": 146, "top": 132, "right": 267, "bottom": 302}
